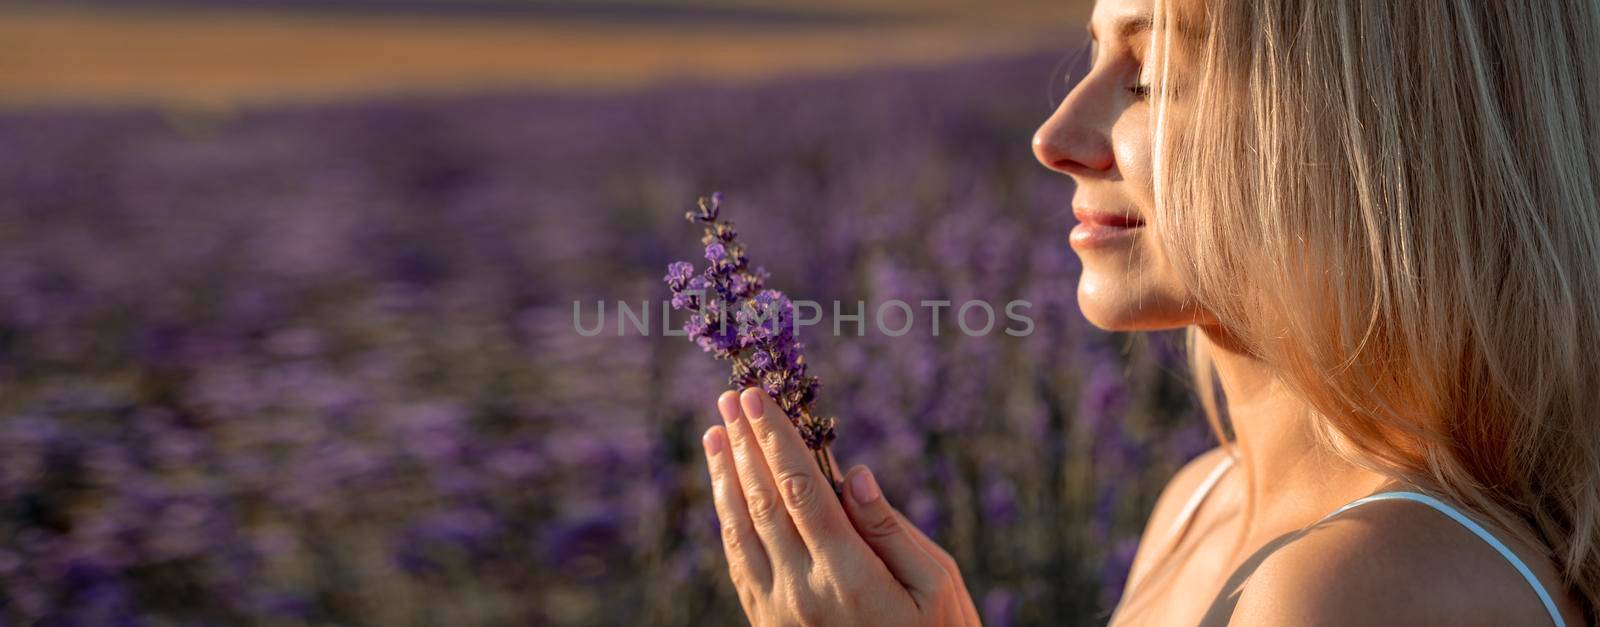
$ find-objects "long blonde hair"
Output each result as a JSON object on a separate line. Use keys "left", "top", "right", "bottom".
{"left": 1151, "top": 0, "right": 1600, "bottom": 616}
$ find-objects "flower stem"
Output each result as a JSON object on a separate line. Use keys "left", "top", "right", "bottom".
{"left": 814, "top": 447, "right": 841, "bottom": 497}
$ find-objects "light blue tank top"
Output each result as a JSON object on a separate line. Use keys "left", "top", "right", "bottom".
{"left": 1315, "top": 490, "right": 1566, "bottom": 627}
{"left": 1177, "top": 457, "right": 1566, "bottom": 626}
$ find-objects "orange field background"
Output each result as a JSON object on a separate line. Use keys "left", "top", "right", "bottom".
{"left": 0, "top": 0, "right": 1092, "bottom": 109}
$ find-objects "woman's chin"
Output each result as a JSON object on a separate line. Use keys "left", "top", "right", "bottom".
{"left": 1075, "top": 272, "right": 1197, "bottom": 332}
{"left": 1077, "top": 298, "right": 1161, "bottom": 331}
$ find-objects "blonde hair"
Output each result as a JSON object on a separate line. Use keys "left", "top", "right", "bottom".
{"left": 1151, "top": 0, "right": 1600, "bottom": 616}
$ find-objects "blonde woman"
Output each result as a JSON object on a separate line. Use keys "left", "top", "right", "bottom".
{"left": 698, "top": 0, "right": 1599, "bottom": 624}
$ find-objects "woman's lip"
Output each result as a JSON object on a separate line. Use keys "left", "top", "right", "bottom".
{"left": 1069, "top": 222, "right": 1142, "bottom": 249}
{"left": 1069, "top": 209, "right": 1145, "bottom": 250}
{"left": 1072, "top": 208, "right": 1146, "bottom": 228}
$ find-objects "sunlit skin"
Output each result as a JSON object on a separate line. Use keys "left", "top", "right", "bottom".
{"left": 1031, "top": 0, "right": 1585, "bottom": 625}
{"left": 702, "top": 0, "right": 1584, "bottom": 624}
{"left": 701, "top": 388, "right": 978, "bottom": 626}
{"left": 1033, "top": 0, "right": 1204, "bottom": 333}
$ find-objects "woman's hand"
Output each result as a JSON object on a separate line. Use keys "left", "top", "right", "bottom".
{"left": 702, "top": 387, "right": 981, "bottom": 626}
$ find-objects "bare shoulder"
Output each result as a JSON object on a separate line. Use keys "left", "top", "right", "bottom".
{"left": 1143, "top": 446, "right": 1233, "bottom": 535}
{"left": 1122, "top": 447, "right": 1235, "bottom": 587}
{"left": 1230, "top": 495, "right": 1582, "bottom": 626}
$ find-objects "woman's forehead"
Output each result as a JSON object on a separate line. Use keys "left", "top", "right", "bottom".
{"left": 1089, "top": 0, "right": 1154, "bottom": 43}
{"left": 1090, "top": 0, "right": 1207, "bottom": 44}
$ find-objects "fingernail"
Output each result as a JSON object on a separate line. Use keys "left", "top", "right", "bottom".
{"left": 739, "top": 388, "right": 765, "bottom": 421}
{"left": 850, "top": 469, "right": 881, "bottom": 504}
{"left": 719, "top": 392, "right": 741, "bottom": 423}
{"left": 703, "top": 428, "right": 723, "bottom": 455}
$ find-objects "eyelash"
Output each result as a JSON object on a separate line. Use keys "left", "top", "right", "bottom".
{"left": 1129, "top": 57, "right": 1152, "bottom": 99}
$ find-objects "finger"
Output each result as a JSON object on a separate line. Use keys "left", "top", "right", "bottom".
{"left": 891, "top": 508, "right": 958, "bottom": 577}
{"left": 829, "top": 449, "right": 972, "bottom": 624}
{"left": 703, "top": 425, "right": 773, "bottom": 594}
{"left": 739, "top": 387, "right": 868, "bottom": 569}
{"left": 828, "top": 452, "right": 953, "bottom": 576}
{"left": 718, "top": 390, "right": 809, "bottom": 569}
{"left": 841, "top": 465, "right": 952, "bottom": 609}
{"left": 889, "top": 507, "right": 980, "bottom": 627}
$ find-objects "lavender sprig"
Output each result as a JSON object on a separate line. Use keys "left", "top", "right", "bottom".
{"left": 665, "top": 192, "right": 840, "bottom": 492}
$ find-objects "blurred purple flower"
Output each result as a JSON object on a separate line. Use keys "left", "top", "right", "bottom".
{"left": 0, "top": 49, "right": 1202, "bottom": 625}
{"left": 983, "top": 587, "right": 1020, "bottom": 627}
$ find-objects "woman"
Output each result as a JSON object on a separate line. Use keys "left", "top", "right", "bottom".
{"left": 698, "top": 0, "right": 1600, "bottom": 624}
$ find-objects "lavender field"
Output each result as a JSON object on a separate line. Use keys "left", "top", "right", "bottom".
{"left": 0, "top": 51, "right": 1209, "bottom": 626}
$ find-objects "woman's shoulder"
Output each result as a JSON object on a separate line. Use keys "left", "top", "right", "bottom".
{"left": 1123, "top": 447, "right": 1236, "bottom": 588}
{"left": 1148, "top": 446, "right": 1234, "bottom": 524}
{"left": 1229, "top": 492, "right": 1584, "bottom": 626}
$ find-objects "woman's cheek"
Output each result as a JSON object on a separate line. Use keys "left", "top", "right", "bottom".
{"left": 1110, "top": 116, "right": 1156, "bottom": 203}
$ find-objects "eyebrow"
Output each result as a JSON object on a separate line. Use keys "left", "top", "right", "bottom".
{"left": 1086, "top": 13, "right": 1153, "bottom": 43}
{"left": 1086, "top": 11, "right": 1205, "bottom": 44}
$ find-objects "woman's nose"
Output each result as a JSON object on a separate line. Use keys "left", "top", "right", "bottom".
{"left": 1032, "top": 90, "right": 1116, "bottom": 176}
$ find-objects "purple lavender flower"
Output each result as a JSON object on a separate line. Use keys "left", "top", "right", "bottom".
{"left": 665, "top": 193, "right": 840, "bottom": 491}
{"left": 731, "top": 266, "right": 768, "bottom": 299}
{"left": 704, "top": 242, "right": 727, "bottom": 264}
{"left": 664, "top": 262, "right": 695, "bottom": 292}
{"left": 0, "top": 52, "right": 1204, "bottom": 625}
{"left": 671, "top": 275, "right": 710, "bottom": 310}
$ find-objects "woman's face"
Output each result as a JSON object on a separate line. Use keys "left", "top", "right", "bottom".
{"left": 1033, "top": 0, "right": 1208, "bottom": 331}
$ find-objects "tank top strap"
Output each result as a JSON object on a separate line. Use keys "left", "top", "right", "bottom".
{"left": 1165, "top": 454, "right": 1235, "bottom": 542}
{"left": 1315, "top": 490, "right": 1565, "bottom": 627}
{"left": 1119, "top": 454, "right": 1237, "bottom": 608}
